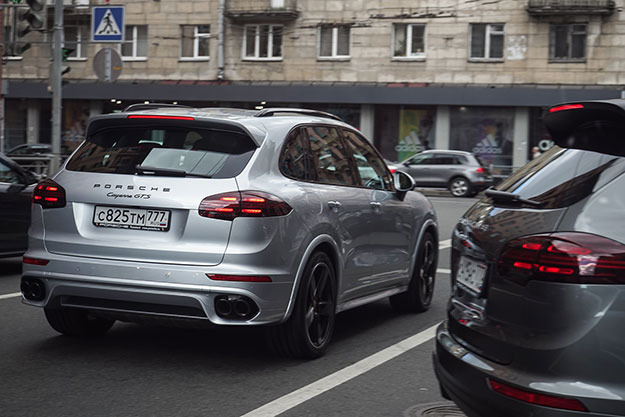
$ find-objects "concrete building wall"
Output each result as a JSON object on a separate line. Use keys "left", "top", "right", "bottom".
{"left": 3, "top": 0, "right": 625, "bottom": 87}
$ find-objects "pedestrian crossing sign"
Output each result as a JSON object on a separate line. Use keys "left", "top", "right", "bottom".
{"left": 92, "top": 6, "right": 125, "bottom": 42}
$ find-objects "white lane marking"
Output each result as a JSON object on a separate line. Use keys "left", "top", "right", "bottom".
{"left": 439, "top": 239, "right": 451, "bottom": 249}
{"left": 0, "top": 292, "right": 21, "bottom": 300}
{"left": 437, "top": 268, "right": 451, "bottom": 275}
{"left": 241, "top": 322, "right": 440, "bottom": 417}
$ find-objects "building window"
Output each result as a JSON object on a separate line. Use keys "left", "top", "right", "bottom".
{"left": 243, "top": 24, "right": 283, "bottom": 60}
{"left": 318, "top": 26, "right": 350, "bottom": 59}
{"left": 121, "top": 25, "right": 147, "bottom": 60}
{"left": 550, "top": 24, "right": 586, "bottom": 61}
{"left": 393, "top": 24, "right": 425, "bottom": 59}
{"left": 470, "top": 23, "right": 504, "bottom": 60}
{"left": 180, "top": 25, "right": 210, "bottom": 60}
{"left": 65, "top": 25, "right": 89, "bottom": 59}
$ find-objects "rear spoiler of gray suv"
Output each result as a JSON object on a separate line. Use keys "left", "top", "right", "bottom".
{"left": 543, "top": 99, "right": 625, "bottom": 157}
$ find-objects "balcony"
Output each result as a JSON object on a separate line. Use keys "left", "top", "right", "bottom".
{"left": 527, "top": 0, "right": 615, "bottom": 15}
{"left": 225, "top": 0, "right": 299, "bottom": 22}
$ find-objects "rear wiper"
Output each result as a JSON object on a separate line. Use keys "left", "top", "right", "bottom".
{"left": 135, "top": 165, "right": 211, "bottom": 178}
{"left": 485, "top": 188, "right": 543, "bottom": 207}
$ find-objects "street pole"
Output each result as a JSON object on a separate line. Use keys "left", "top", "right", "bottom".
{"left": 0, "top": 0, "right": 5, "bottom": 154}
{"left": 50, "top": 0, "right": 63, "bottom": 173}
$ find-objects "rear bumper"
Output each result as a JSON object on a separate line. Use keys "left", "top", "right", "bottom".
{"left": 21, "top": 252, "right": 295, "bottom": 326}
{"left": 433, "top": 321, "right": 619, "bottom": 417}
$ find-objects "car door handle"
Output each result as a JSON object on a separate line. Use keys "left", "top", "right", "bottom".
{"left": 327, "top": 201, "right": 342, "bottom": 210}
{"left": 370, "top": 202, "right": 382, "bottom": 209}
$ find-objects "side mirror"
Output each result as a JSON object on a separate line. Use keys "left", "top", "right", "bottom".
{"left": 394, "top": 170, "right": 415, "bottom": 194}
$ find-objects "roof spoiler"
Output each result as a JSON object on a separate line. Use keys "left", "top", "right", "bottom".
{"left": 543, "top": 99, "right": 625, "bottom": 157}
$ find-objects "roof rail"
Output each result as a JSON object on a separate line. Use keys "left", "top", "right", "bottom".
{"left": 255, "top": 108, "right": 343, "bottom": 122}
{"left": 123, "top": 103, "right": 193, "bottom": 112}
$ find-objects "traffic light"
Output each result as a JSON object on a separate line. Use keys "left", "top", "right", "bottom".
{"left": 16, "top": 0, "right": 47, "bottom": 38}
{"left": 62, "top": 47, "right": 75, "bottom": 61}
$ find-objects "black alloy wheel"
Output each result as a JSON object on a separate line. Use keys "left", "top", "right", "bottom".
{"left": 266, "top": 251, "right": 337, "bottom": 359}
{"left": 390, "top": 231, "right": 437, "bottom": 313}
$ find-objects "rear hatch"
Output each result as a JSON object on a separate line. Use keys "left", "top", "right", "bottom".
{"left": 449, "top": 101, "right": 625, "bottom": 366}
{"left": 44, "top": 115, "right": 258, "bottom": 266}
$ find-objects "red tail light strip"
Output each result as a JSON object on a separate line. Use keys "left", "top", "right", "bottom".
{"left": 23, "top": 257, "right": 49, "bottom": 266}
{"left": 489, "top": 379, "right": 587, "bottom": 412}
{"left": 549, "top": 104, "right": 584, "bottom": 113}
{"left": 206, "top": 274, "right": 272, "bottom": 283}
{"left": 127, "top": 115, "right": 195, "bottom": 120}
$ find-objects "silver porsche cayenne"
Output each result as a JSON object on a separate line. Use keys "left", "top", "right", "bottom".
{"left": 21, "top": 105, "right": 438, "bottom": 358}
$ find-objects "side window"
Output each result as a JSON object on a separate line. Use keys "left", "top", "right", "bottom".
{"left": 434, "top": 155, "right": 456, "bottom": 165}
{"left": 455, "top": 155, "right": 469, "bottom": 165}
{"left": 409, "top": 153, "right": 434, "bottom": 165}
{"left": 306, "top": 126, "right": 355, "bottom": 186}
{"left": 342, "top": 129, "right": 392, "bottom": 190}
{"left": 280, "top": 128, "right": 308, "bottom": 180}
{"left": 0, "top": 160, "right": 20, "bottom": 184}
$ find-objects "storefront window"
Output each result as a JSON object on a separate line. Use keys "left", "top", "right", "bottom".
{"left": 375, "top": 105, "right": 436, "bottom": 162}
{"left": 450, "top": 106, "right": 514, "bottom": 175}
{"left": 529, "top": 107, "right": 554, "bottom": 161}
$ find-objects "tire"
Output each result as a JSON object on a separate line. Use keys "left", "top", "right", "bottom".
{"left": 390, "top": 231, "right": 437, "bottom": 313}
{"left": 44, "top": 307, "right": 115, "bottom": 337}
{"left": 266, "top": 252, "right": 337, "bottom": 359}
{"left": 448, "top": 177, "right": 472, "bottom": 198}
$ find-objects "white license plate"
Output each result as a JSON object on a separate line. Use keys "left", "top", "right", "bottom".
{"left": 456, "top": 256, "right": 488, "bottom": 294}
{"left": 93, "top": 206, "right": 170, "bottom": 231}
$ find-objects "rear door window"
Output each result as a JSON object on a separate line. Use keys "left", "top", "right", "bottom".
{"left": 66, "top": 126, "right": 257, "bottom": 178}
{"left": 306, "top": 126, "right": 356, "bottom": 186}
{"left": 280, "top": 128, "right": 311, "bottom": 181}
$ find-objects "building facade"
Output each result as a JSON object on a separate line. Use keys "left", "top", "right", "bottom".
{"left": 3, "top": 0, "right": 624, "bottom": 174}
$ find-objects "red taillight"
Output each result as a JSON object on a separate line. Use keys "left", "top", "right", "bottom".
{"left": 475, "top": 167, "right": 486, "bottom": 174}
{"left": 127, "top": 115, "right": 195, "bottom": 120}
{"left": 198, "top": 191, "right": 292, "bottom": 221}
{"left": 33, "top": 179, "right": 66, "bottom": 209}
{"left": 488, "top": 379, "right": 587, "bottom": 412}
{"left": 206, "top": 274, "right": 272, "bottom": 282}
{"left": 549, "top": 104, "right": 584, "bottom": 113}
{"left": 23, "top": 257, "right": 49, "bottom": 266}
{"left": 498, "top": 232, "right": 625, "bottom": 284}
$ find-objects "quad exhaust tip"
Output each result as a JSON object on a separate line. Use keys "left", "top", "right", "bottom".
{"left": 21, "top": 277, "right": 46, "bottom": 301}
{"left": 214, "top": 295, "right": 258, "bottom": 320}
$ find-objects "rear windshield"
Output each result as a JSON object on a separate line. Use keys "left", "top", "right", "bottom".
{"left": 66, "top": 126, "right": 257, "bottom": 178}
{"left": 494, "top": 146, "right": 625, "bottom": 209}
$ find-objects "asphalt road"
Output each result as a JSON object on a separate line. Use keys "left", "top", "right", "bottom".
{"left": 0, "top": 195, "right": 478, "bottom": 417}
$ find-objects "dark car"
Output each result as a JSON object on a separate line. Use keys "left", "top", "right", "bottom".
{"left": 0, "top": 153, "right": 38, "bottom": 257}
{"left": 434, "top": 99, "right": 625, "bottom": 416}
{"left": 388, "top": 150, "right": 493, "bottom": 197}
{"left": 7, "top": 143, "right": 52, "bottom": 156}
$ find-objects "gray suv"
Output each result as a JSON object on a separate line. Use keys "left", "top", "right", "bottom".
{"left": 390, "top": 150, "right": 493, "bottom": 197}
{"left": 21, "top": 105, "right": 438, "bottom": 358}
{"left": 434, "top": 99, "right": 625, "bottom": 416}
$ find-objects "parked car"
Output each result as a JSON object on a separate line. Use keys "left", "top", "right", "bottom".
{"left": 388, "top": 150, "right": 493, "bottom": 197}
{"left": 0, "top": 153, "right": 38, "bottom": 258}
{"left": 21, "top": 105, "right": 439, "bottom": 358}
{"left": 6, "top": 143, "right": 52, "bottom": 157}
{"left": 434, "top": 99, "right": 625, "bottom": 416}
